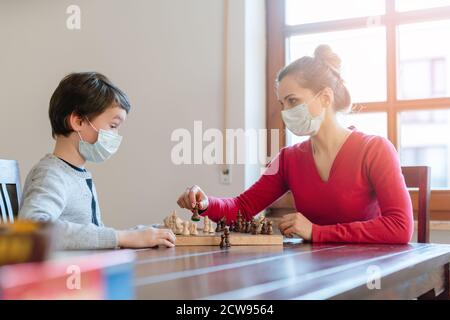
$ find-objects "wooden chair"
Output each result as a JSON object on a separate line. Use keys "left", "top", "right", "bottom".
{"left": 0, "top": 159, "right": 22, "bottom": 223}
{"left": 402, "top": 166, "right": 431, "bottom": 244}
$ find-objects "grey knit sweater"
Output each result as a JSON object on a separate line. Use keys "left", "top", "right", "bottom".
{"left": 19, "top": 154, "right": 118, "bottom": 250}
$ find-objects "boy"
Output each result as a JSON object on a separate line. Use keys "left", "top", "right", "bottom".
{"left": 19, "top": 72, "right": 176, "bottom": 250}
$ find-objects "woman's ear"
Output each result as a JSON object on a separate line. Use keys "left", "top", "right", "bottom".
{"left": 320, "top": 87, "right": 334, "bottom": 108}
{"left": 68, "top": 112, "right": 84, "bottom": 132}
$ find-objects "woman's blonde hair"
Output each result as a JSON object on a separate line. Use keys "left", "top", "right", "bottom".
{"left": 276, "top": 44, "right": 351, "bottom": 112}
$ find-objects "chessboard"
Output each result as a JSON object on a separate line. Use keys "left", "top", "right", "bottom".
{"left": 175, "top": 229, "right": 283, "bottom": 246}
{"left": 161, "top": 210, "right": 283, "bottom": 247}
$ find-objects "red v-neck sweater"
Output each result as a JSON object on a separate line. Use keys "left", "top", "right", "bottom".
{"left": 204, "top": 128, "right": 414, "bottom": 244}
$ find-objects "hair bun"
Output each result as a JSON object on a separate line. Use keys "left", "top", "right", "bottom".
{"left": 314, "top": 44, "right": 342, "bottom": 76}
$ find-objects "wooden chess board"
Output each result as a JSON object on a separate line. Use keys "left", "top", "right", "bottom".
{"left": 175, "top": 229, "right": 283, "bottom": 246}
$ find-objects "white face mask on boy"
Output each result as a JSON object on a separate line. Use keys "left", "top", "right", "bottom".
{"left": 281, "top": 92, "right": 325, "bottom": 137}
{"left": 77, "top": 120, "right": 122, "bottom": 163}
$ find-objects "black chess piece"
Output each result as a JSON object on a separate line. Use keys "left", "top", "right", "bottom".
{"left": 261, "top": 221, "right": 268, "bottom": 235}
{"left": 267, "top": 221, "right": 274, "bottom": 235}
{"left": 220, "top": 234, "right": 226, "bottom": 249}
{"left": 251, "top": 221, "right": 258, "bottom": 235}
{"left": 224, "top": 228, "right": 231, "bottom": 248}
{"left": 217, "top": 216, "right": 226, "bottom": 232}
{"left": 235, "top": 220, "right": 241, "bottom": 233}
{"left": 245, "top": 221, "right": 251, "bottom": 233}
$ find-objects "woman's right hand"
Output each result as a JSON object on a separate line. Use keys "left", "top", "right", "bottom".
{"left": 117, "top": 227, "right": 176, "bottom": 248}
{"left": 176, "top": 185, "right": 209, "bottom": 212}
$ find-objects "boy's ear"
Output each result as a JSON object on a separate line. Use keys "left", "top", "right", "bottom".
{"left": 68, "top": 112, "right": 85, "bottom": 132}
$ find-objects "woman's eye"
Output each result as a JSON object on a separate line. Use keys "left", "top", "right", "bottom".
{"left": 288, "top": 98, "right": 297, "bottom": 105}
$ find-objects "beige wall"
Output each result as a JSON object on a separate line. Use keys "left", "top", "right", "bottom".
{"left": 0, "top": 0, "right": 266, "bottom": 229}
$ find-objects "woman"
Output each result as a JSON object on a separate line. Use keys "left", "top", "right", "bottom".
{"left": 177, "top": 45, "right": 413, "bottom": 244}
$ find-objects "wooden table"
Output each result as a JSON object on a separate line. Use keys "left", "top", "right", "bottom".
{"left": 131, "top": 240, "right": 450, "bottom": 300}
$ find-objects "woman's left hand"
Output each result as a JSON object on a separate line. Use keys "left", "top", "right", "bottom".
{"left": 278, "top": 212, "right": 313, "bottom": 241}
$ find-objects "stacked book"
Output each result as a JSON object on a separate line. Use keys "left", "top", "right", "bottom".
{"left": 0, "top": 250, "right": 136, "bottom": 300}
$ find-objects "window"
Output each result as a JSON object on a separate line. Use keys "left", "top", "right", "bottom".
{"left": 285, "top": 0, "right": 385, "bottom": 25}
{"left": 287, "top": 27, "right": 387, "bottom": 102}
{"left": 398, "top": 20, "right": 450, "bottom": 100}
{"left": 396, "top": 0, "right": 450, "bottom": 12}
{"left": 399, "top": 110, "right": 450, "bottom": 188}
{"left": 267, "top": 0, "right": 450, "bottom": 213}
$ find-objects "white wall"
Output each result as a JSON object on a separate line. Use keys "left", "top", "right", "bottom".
{"left": 0, "top": 0, "right": 266, "bottom": 229}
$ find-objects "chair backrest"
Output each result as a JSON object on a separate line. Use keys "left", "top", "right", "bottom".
{"left": 0, "top": 159, "right": 22, "bottom": 223}
{"left": 401, "top": 166, "right": 431, "bottom": 243}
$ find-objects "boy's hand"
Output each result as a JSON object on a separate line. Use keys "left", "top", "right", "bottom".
{"left": 177, "top": 185, "right": 209, "bottom": 212}
{"left": 117, "top": 227, "right": 176, "bottom": 248}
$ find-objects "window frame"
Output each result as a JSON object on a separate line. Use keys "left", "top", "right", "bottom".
{"left": 266, "top": 0, "right": 450, "bottom": 218}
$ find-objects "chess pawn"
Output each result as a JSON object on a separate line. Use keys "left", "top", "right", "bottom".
{"left": 220, "top": 216, "right": 227, "bottom": 232}
{"left": 190, "top": 222, "right": 199, "bottom": 235}
{"left": 215, "top": 221, "right": 221, "bottom": 233}
{"left": 256, "top": 221, "right": 263, "bottom": 234}
{"left": 209, "top": 221, "right": 215, "bottom": 234}
{"left": 261, "top": 221, "right": 268, "bottom": 235}
{"left": 220, "top": 234, "right": 226, "bottom": 249}
{"left": 203, "top": 216, "right": 210, "bottom": 233}
{"left": 251, "top": 221, "right": 258, "bottom": 235}
{"left": 238, "top": 217, "right": 244, "bottom": 232}
{"left": 236, "top": 211, "right": 242, "bottom": 231}
{"left": 182, "top": 221, "right": 190, "bottom": 236}
{"left": 225, "top": 236, "right": 231, "bottom": 248}
{"left": 267, "top": 221, "right": 274, "bottom": 235}
{"left": 245, "top": 221, "right": 252, "bottom": 233}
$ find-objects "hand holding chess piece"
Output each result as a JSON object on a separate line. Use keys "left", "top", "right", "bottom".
{"left": 176, "top": 185, "right": 209, "bottom": 215}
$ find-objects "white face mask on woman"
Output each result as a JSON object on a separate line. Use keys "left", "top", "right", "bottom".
{"left": 77, "top": 120, "right": 123, "bottom": 163}
{"left": 281, "top": 92, "right": 324, "bottom": 137}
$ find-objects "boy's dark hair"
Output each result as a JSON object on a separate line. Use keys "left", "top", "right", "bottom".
{"left": 49, "top": 72, "right": 131, "bottom": 138}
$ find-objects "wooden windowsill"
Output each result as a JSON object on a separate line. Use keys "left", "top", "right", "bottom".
{"left": 415, "top": 221, "right": 450, "bottom": 231}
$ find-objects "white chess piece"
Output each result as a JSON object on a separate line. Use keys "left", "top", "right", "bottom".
{"left": 203, "top": 216, "right": 210, "bottom": 233}
{"left": 209, "top": 220, "right": 215, "bottom": 234}
{"left": 182, "top": 221, "right": 190, "bottom": 236}
{"left": 175, "top": 219, "right": 183, "bottom": 234}
{"left": 164, "top": 211, "right": 176, "bottom": 231}
{"left": 190, "top": 222, "right": 199, "bottom": 236}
